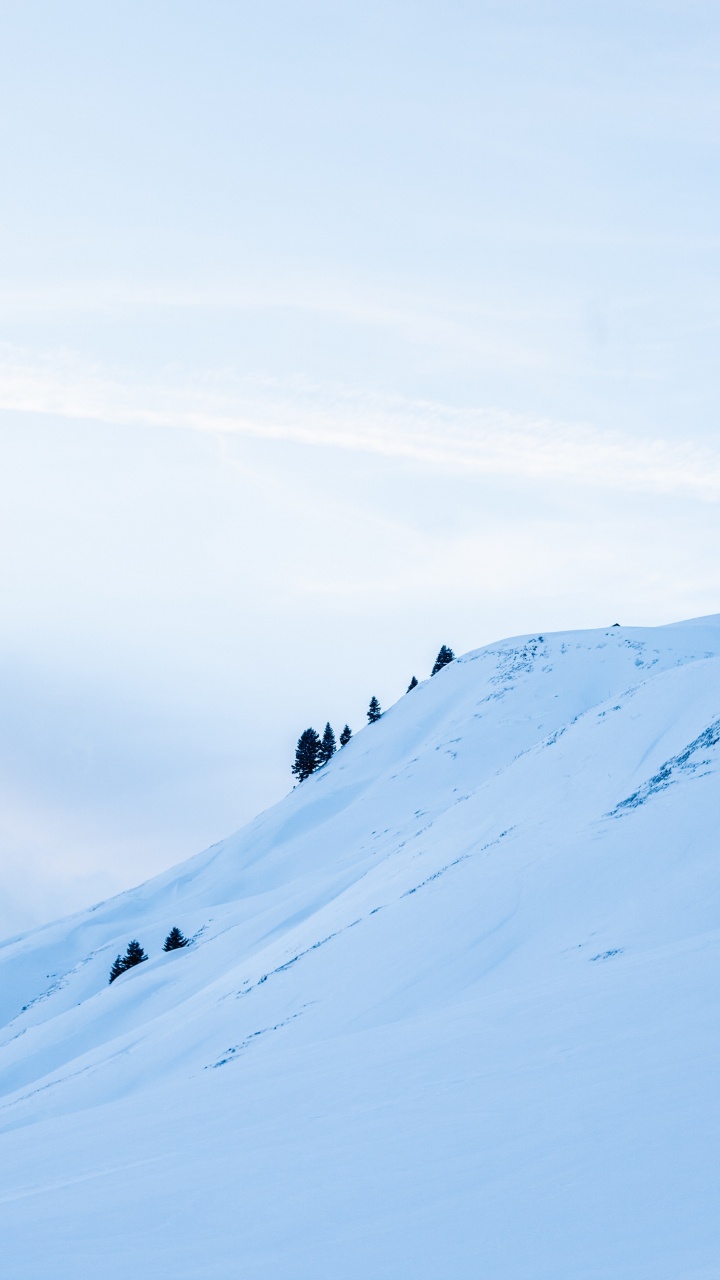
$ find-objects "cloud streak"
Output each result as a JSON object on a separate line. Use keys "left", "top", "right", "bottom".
{"left": 2, "top": 343, "right": 719, "bottom": 501}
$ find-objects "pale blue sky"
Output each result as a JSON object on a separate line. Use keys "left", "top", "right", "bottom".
{"left": 1, "top": 1, "right": 719, "bottom": 933}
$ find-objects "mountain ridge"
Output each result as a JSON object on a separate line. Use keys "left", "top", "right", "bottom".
{"left": 1, "top": 614, "right": 719, "bottom": 1277}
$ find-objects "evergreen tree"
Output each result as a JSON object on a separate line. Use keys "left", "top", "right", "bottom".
{"left": 123, "top": 939, "right": 147, "bottom": 969}
{"left": 367, "top": 696, "right": 382, "bottom": 723}
{"left": 163, "top": 926, "right": 189, "bottom": 952}
{"left": 431, "top": 645, "right": 455, "bottom": 676}
{"left": 319, "top": 722, "right": 336, "bottom": 765}
{"left": 406, "top": 675, "right": 418, "bottom": 692}
{"left": 109, "top": 939, "right": 147, "bottom": 983}
{"left": 292, "top": 727, "right": 322, "bottom": 781}
{"left": 339, "top": 724, "right": 352, "bottom": 747}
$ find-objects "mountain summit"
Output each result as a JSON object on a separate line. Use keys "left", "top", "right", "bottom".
{"left": 1, "top": 616, "right": 720, "bottom": 1278}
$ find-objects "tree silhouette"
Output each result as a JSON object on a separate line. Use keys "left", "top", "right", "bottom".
{"left": 292, "top": 728, "right": 322, "bottom": 781}
{"left": 163, "top": 927, "right": 189, "bottom": 952}
{"left": 431, "top": 645, "right": 455, "bottom": 676}
{"left": 109, "top": 939, "right": 147, "bottom": 984}
{"left": 319, "top": 722, "right": 336, "bottom": 765}
{"left": 367, "top": 696, "right": 382, "bottom": 723}
{"left": 123, "top": 940, "right": 147, "bottom": 969}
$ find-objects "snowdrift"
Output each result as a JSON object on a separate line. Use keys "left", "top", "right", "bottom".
{"left": 1, "top": 617, "right": 719, "bottom": 1279}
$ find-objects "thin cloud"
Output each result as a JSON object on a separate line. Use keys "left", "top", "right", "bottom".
{"left": 1, "top": 344, "right": 719, "bottom": 500}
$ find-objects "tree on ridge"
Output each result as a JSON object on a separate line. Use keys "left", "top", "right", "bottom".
{"left": 124, "top": 940, "right": 147, "bottom": 969}
{"left": 109, "top": 938, "right": 147, "bottom": 984}
{"left": 319, "top": 722, "right": 336, "bottom": 765}
{"left": 367, "top": 696, "right": 382, "bottom": 723}
{"left": 292, "top": 728, "right": 322, "bottom": 781}
{"left": 163, "top": 927, "right": 189, "bottom": 952}
{"left": 431, "top": 645, "right": 455, "bottom": 676}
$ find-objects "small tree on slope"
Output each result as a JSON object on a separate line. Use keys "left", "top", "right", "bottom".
{"left": 406, "top": 675, "right": 418, "bottom": 692}
{"left": 163, "top": 927, "right": 189, "bottom": 952}
{"left": 123, "top": 940, "right": 147, "bottom": 969}
{"left": 367, "top": 696, "right": 382, "bottom": 724}
{"left": 319, "top": 722, "right": 336, "bottom": 765}
{"left": 431, "top": 645, "right": 455, "bottom": 676}
{"left": 292, "top": 728, "right": 322, "bottom": 781}
{"left": 339, "top": 724, "right": 352, "bottom": 747}
{"left": 109, "top": 939, "right": 147, "bottom": 984}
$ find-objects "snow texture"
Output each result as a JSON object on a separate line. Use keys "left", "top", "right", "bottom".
{"left": 1, "top": 615, "right": 720, "bottom": 1278}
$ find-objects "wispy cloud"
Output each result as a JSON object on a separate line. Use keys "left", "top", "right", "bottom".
{"left": 2, "top": 343, "right": 719, "bottom": 500}
{"left": 0, "top": 278, "right": 553, "bottom": 370}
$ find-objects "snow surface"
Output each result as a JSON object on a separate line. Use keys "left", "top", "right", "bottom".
{"left": 1, "top": 617, "right": 720, "bottom": 1278}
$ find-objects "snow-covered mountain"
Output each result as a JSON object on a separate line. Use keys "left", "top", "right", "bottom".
{"left": 1, "top": 617, "right": 720, "bottom": 1279}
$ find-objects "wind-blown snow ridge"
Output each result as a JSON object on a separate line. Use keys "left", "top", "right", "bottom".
{"left": 1, "top": 614, "right": 720, "bottom": 1279}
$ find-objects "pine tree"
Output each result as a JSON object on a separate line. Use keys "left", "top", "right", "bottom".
{"left": 163, "top": 926, "right": 189, "bottom": 952}
{"left": 431, "top": 645, "right": 455, "bottom": 676}
{"left": 123, "top": 939, "right": 147, "bottom": 969}
{"left": 109, "top": 939, "right": 147, "bottom": 983}
{"left": 339, "top": 724, "right": 352, "bottom": 747}
{"left": 367, "top": 696, "right": 382, "bottom": 723}
{"left": 319, "top": 722, "right": 336, "bottom": 765}
{"left": 292, "top": 727, "right": 322, "bottom": 781}
{"left": 406, "top": 675, "right": 418, "bottom": 692}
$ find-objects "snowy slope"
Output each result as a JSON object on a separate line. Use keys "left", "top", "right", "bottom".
{"left": 1, "top": 617, "right": 719, "bottom": 1279}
